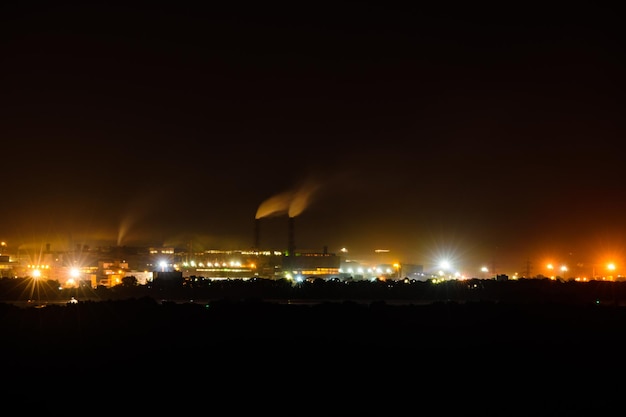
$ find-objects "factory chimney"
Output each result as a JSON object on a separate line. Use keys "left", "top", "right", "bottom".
{"left": 287, "top": 216, "right": 295, "bottom": 257}
{"left": 254, "top": 218, "right": 260, "bottom": 250}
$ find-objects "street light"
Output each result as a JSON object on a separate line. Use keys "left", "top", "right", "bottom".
{"left": 607, "top": 263, "right": 616, "bottom": 280}
{"left": 593, "top": 262, "right": 617, "bottom": 281}
{"left": 393, "top": 263, "right": 401, "bottom": 279}
{"left": 546, "top": 263, "right": 567, "bottom": 280}
{"left": 32, "top": 268, "right": 42, "bottom": 305}
{"left": 65, "top": 267, "right": 81, "bottom": 288}
{"left": 481, "top": 266, "right": 489, "bottom": 279}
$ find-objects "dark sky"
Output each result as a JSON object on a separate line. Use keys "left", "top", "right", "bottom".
{"left": 1, "top": 3, "right": 625, "bottom": 276}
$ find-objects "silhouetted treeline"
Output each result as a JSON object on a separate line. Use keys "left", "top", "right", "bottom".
{"left": 2, "top": 276, "right": 626, "bottom": 306}
{"left": 3, "top": 287, "right": 625, "bottom": 414}
{"left": 4, "top": 295, "right": 626, "bottom": 358}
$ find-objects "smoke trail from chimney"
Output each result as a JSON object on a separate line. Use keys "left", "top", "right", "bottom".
{"left": 255, "top": 191, "right": 293, "bottom": 219}
{"left": 255, "top": 179, "right": 322, "bottom": 253}
{"left": 256, "top": 179, "right": 321, "bottom": 219}
{"left": 288, "top": 181, "right": 320, "bottom": 217}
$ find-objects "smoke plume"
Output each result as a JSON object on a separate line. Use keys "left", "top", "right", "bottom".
{"left": 255, "top": 191, "right": 294, "bottom": 219}
{"left": 288, "top": 181, "right": 320, "bottom": 217}
{"left": 255, "top": 179, "right": 321, "bottom": 219}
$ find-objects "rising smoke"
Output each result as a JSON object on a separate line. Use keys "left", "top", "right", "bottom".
{"left": 254, "top": 191, "right": 293, "bottom": 219}
{"left": 255, "top": 179, "right": 321, "bottom": 219}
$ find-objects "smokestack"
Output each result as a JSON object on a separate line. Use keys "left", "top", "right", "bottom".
{"left": 254, "top": 218, "right": 260, "bottom": 250}
{"left": 287, "top": 216, "right": 295, "bottom": 256}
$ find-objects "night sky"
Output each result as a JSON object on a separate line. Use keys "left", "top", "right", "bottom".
{"left": 1, "top": 3, "right": 625, "bottom": 276}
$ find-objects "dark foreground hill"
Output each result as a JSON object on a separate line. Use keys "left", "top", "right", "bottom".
{"left": 5, "top": 296, "right": 626, "bottom": 357}
{"left": 2, "top": 297, "right": 626, "bottom": 411}
{"left": 3, "top": 280, "right": 626, "bottom": 414}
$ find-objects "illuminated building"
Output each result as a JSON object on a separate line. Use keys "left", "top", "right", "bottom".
{"left": 281, "top": 248, "right": 341, "bottom": 281}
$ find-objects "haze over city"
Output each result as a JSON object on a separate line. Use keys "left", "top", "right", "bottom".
{"left": 1, "top": 3, "right": 625, "bottom": 277}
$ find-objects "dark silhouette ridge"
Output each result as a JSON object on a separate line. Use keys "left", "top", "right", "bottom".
{"left": 2, "top": 278, "right": 624, "bottom": 414}
{"left": 3, "top": 276, "right": 626, "bottom": 305}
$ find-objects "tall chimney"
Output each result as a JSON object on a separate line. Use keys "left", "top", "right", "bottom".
{"left": 254, "top": 218, "right": 260, "bottom": 250}
{"left": 287, "top": 216, "right": 295, "bottom": 256}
